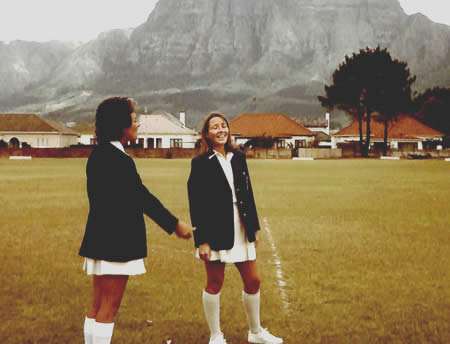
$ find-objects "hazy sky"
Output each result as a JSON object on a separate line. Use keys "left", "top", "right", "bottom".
{"left": 0, "top": 0, "right": 449, "bottom": 43}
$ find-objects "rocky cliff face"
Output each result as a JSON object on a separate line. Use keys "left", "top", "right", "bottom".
{"left": 0, "top": 40, "right": 76, "bottom": 106}
{"left": 42, "top": 29, "right": 132, "bottom": 96}
{"left": 125, "top": 0, "right": 409, "bottom": 87}
{"left": 0, "top": 0, "right": 449, "bottom": 127}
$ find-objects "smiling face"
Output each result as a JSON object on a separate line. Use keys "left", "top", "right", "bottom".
{"left": 121, "top": 112, "right": 140, "bottom": 143}
{"left": 207, "top": 116, "right": 229, "bottom": 150}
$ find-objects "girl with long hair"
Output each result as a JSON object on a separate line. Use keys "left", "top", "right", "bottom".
{"left": 187, "top": 113, "right": 283, "bottom": 344}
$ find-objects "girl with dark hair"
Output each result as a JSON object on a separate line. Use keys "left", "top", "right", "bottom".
{"left": 187, "top": 113, "right": 283, "bottom": 344}
{"left": 79, "top": 97, "right": 195, "bottom": 344}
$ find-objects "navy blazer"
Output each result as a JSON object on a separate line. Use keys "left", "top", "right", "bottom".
{"left": 187, "top": 149, "right": 260, "bottom": 250}
{"left": 79, "top": 143, "right": 178, "bottom": 262}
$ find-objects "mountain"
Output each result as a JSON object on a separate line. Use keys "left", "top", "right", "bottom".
{"left": 0, "top": 0, "right": 449, "bottom": 129}
{"left": 0, "top": 40, "right": 77, "bottom": 107}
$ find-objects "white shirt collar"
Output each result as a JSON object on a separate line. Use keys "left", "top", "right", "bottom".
{"left": 212, "top": 149, "right": 233, "bottom": 160}
{"left": 110, "top": 141, "right": 126, "bottom": 154}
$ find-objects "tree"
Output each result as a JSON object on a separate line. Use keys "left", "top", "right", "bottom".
{"left": 412, "top": 87, "right": 450, "bottom": 147}
{"left": 319, "top": 55, "right": 366, "bottom": 155}
{"left": 371, "top": 53, "right": 415, "bottom": 155}
{"left": 319, "top": 47, "right": 415, "bottom": 156}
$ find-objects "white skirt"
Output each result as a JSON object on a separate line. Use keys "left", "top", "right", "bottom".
{"left": 195, "top": 203, "right": 256, "bottom": 263}
{"left": 83, "top": 258, "right": 146, "bottom": 276}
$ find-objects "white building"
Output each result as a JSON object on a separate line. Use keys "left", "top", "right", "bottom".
{"left": 0, "top": 113, "right": 79, "bottom": 148}
{"left": 136, "top": 110, "right": 199, "bottom": 148}
{"left": 303, "top": 113, "right": 331, "bottom": 147}
{"left": 230, "top": 113, "right": 316, "bottom": 148}
{"left": 68, "top": 122, "right": 95, "bottom": 145}
{"left": 78, "top": 134, "right": 95, "bottom": 145}
{"left": 331, "top": 114, "right": 444, "bottom": 150}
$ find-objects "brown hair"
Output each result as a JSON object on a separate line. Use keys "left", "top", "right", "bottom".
{"left": 200, "top": 112, "right": 234, "bottom": 153}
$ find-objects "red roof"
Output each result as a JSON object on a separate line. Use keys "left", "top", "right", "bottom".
{"left": 334, "top": 114, "right": 444, "bottom": 140}
{"left": 0, "top": 114, "right": 79, "bottom": 135}
{"left": 230, "top": 113, "right": 315, "bottom": 137}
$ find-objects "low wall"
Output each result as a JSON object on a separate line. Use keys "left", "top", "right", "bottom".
{"left": 336, "top": 142, "right": 450, "bottom": 158}
{"left": 0, "top": 148, "right": 9, "bottom": 158}
{"left": 1, "top": 147, "right": 201, "bottom": 159}
{"left": 3, "top": 146, "right": 446, "bottom": 159}
{"left": 337, "top": 142, "right": 361, "bottom": 158}
{"left": 389, "top": 149, "right": 450, "bottom": 159}
{"left": 297, "top": 148, "right": 342, "bottom": 159}
{"left": 126, "top": 148, "right": 200, "bottom": 159}
{"left": 243, "top": 148, "right": 292, "bottom": 159}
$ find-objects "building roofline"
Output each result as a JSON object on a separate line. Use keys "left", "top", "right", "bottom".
{"left": 0, "top": 131, "right": 79, "bottom": 136}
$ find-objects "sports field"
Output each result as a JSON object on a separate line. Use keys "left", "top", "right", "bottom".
{"left": 0, "top": 158, "right": 449, "bottom": 343}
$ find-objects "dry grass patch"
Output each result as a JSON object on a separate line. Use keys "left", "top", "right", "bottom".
{"left": 0, "top": 158, "right": 448, "bottom": 343}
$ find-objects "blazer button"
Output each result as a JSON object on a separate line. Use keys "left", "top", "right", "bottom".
{"left": 236, "top": 188, "right": 240, "bottom": 192}
{"left": 239, "top": 201, "right": 244, "bottom": 205}
{"left": 243, "top": 212, "right": 247, "bottom": 217}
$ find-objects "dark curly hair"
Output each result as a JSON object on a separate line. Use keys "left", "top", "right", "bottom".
{"left": 95, "top": 97, "right": 137, "bottom": 144}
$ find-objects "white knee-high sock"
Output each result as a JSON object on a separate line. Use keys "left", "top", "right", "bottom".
{"left": 202, "top": 289, "right": 222, "bottom": 339}
{"left": 84, "top": 317, "right": 95, "bottom": 344}
{"left": 242, "top": 290, "right": 262, "bottom": 334}
{"left": 93, "top": 322, "right": 114, "bottom": 344}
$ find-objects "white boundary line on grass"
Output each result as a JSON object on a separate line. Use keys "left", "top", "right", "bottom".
{"left": 263, "top": 217, "right": 290, "bottom": 314}
{"left": 9, "top": 156, "right": 32, "bottom": 160}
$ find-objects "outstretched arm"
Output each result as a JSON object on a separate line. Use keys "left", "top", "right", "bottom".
{"left": 141, "top": 184, "right": 194, "bottom": 239}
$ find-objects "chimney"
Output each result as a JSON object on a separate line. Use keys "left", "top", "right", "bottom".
{"left": 179, "top": 111, "right": 186, "bottom": 126}
{"left": 325, "top": 112, "right": 330, "bottom": 135}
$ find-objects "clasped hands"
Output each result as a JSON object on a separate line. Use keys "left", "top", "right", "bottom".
{"left": 175, "top": 220, "right": 196, "bottom": 239}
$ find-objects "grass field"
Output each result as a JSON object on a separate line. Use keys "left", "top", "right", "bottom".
{"left": 0, "top": 158, "right": 449, "bottom": 343}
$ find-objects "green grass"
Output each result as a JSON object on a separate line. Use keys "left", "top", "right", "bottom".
{"left": 0, "top": 158, "right": 449, "bottom": 343}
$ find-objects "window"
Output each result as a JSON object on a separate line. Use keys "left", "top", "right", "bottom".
{"left": 422, "top": 141, "right": 439, "bottom": 150}
{"left": 373, "top": 142, "right": 385, "bottom": 151}
{"left": 276, "top": 139, "right": 286, "bottom": 148}
{"left": 170, "top": 138, "right": 183, "bottom": 148}
{"left": 295, "top": 140, "right": 306, "bottom": 148}
{"left": 398, "top": 142, "right": 417, "bottom": 152}
{"left": 38, "top": 137, "right": 48, "bottom": 147}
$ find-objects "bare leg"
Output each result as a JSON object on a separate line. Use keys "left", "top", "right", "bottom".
{"left": 87, "top": 275, "right": 102, "bottom": 318}
{"left": 204, "top": 260, "right": 226, "bottom": 294}
{"left": 95, "top": 275, "right": 128, "bottom": 323}
{"left": 235, "top": 260, "right": 261, "bottom": 294}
